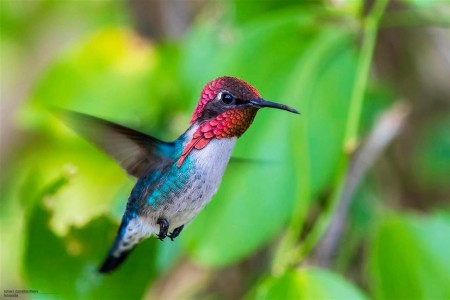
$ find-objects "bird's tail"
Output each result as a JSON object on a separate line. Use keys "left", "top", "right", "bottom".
{"left": 98, "top": 217, "right": 140, "bottom": 274}
{"left": 98, "top": 247, "right": 133, "bottom": 274}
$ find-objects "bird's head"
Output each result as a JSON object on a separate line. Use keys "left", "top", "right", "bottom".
{"left": 177, "top": 77, "right": 299, "bottom": 167}
{"left": 189, "top": 76, "right": 299, "bottom": 138}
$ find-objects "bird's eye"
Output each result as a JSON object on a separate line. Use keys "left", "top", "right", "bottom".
{"left": 220, "top": 93, "right": 234, "bottom": 105}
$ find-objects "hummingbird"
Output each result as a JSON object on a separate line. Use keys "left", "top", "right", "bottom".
{"left": 59, "top": 76, "right": 299, "bottom": 273}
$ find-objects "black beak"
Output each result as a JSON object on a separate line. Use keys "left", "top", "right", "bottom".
{"left": 249, "top": 98, "right": 300, "bottom": 114}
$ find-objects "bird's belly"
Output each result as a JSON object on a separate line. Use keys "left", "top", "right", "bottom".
{"left": 144, "top": 137, "right": 237, "bottom": 231}
{"left": 164, "top": 178, "right": 218, "bottom": 229}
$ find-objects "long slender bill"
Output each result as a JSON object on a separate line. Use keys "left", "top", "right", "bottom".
{"left": 250, "top": 98, "right": 300, "bottom": 114}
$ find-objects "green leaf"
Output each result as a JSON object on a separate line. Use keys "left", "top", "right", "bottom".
{"left": 412, "top": 115, "right": 450, "bottom": 190}
{"left": 369, "top": 212, "right": 450, "bottom": 300}
{"left": 18, "top": 174, "right": 162, "bottom": 299}
{"left": 24, "top": 28, "right": 159, "bottom": 128}
{"left": 24, "top": 202, "right": 159, "bottom": 299}
{"left": 181, "top": 10, "right": 357, "bottom": 267}
{"left": 231, "top": 0, "right": 304, "bottom": 24}
{"left": 250, "top": 268, "right": 367, "bottom": 299}
{"left": 400, "top": 0, "right": 447, "bottom": 8}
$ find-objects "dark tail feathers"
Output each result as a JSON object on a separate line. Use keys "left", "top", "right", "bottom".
{"left": 98, "top": 220, "right": 135, "bottom": 274}
{"left": 98, "top": 249, "right": 134, "bottom": 274}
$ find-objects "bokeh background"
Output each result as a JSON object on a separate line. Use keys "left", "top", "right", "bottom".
{"left": 1, "top": 0, "right": 449, "bottom": 299}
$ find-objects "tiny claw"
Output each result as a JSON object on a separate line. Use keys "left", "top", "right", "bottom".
{"left": 157, "top": 233, "right": 167, "bottom": 241}
{"left": 168, "top": 225, "right": 184, "bottom": 241}
{"left": 156, "top": 217, "right": 169, "bottom": 241}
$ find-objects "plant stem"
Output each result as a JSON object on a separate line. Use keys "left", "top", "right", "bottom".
{"left": 344, "top": 0, "right": 390, "bottom": 152}
{"left": 288, "top": 0, "right": 389, "bottom": 268}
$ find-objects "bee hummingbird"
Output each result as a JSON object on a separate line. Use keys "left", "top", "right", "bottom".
{"left": 60, "top": 76, "right": 299, "bottom": 273}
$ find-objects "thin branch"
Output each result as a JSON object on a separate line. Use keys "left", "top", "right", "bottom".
{"left": 311, "top": 102, "right": 411, "bottom": 267}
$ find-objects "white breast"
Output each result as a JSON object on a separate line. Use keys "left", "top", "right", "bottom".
{"left": 166, "top": 137, "right": 237, "bottom": 229}
{"left": 193, "top": 137, "right": 237, "bottom": 194}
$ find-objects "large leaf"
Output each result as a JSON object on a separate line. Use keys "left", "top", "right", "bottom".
{"left": 180, "top": 10, "right": 357, "bottom": 267}
{"left": 17, "top": 173, "right": 182, "bottom": 299}
{"left": 368, "top": 212, "right": 450, "bottom": 300}
{"left": 24, "top": 201, "right": 159, "bottom": 299}
{"left": 250, "top": 268, "right": 367, "bottom": 299}
{"left": 25, "top": 28, "right": 160, "bottom": 129}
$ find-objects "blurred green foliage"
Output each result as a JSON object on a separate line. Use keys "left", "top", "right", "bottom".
{"left": 24, "top": 180, "right": 160, "bottom": 299}
{"left": 1, "top": 0, "right": 449, "bottom": 299}
{"left": 250, "top": 268, "right": 368, "bottom": 299}
{"left": 369, "top": 212, "right": 450, "bottom": 299}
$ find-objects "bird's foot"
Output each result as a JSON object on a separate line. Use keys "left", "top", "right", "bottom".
{"left": 157, "top": 218, "right": 169, "bottom": 241}
{"left": 168, "top": 225, "right": 184, "bottom": 241}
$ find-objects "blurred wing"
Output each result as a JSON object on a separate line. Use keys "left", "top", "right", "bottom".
{"left": 229, "top": 157, "right": 277, "bottom": 165}
{"left": 56, "top": 109, "right": 176, "bottom": 178}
